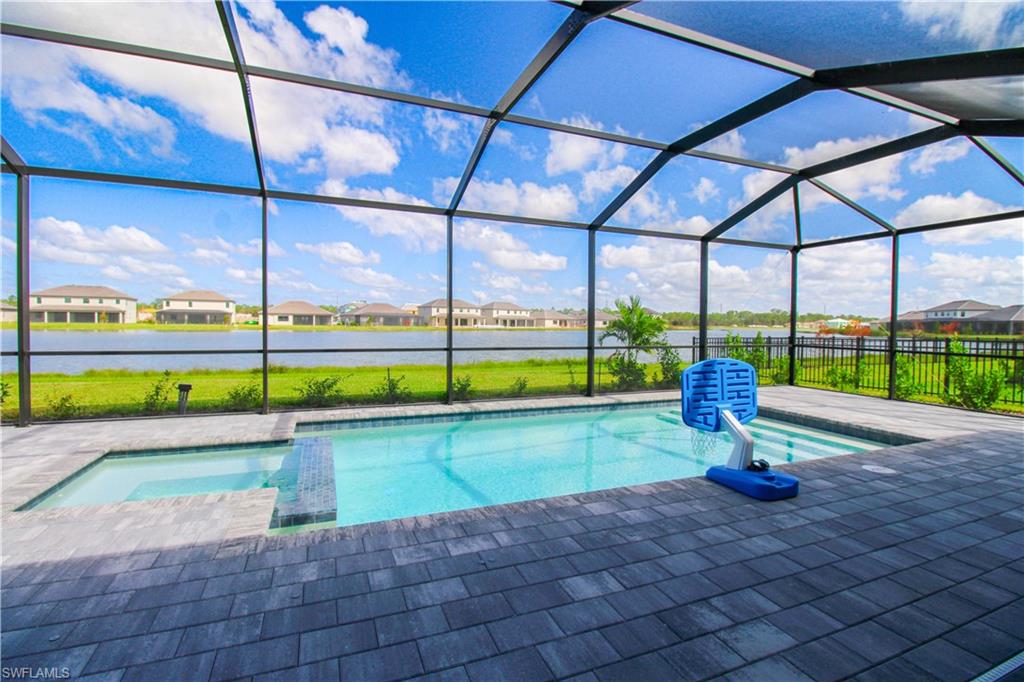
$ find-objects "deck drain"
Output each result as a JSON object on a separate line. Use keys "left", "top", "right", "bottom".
{"left": 862, "top": 464, "right": 898, "bottom": 474}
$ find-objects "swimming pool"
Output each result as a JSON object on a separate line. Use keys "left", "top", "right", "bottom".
{"left": 27, "top": 403, "right": 884, "bottom": 526}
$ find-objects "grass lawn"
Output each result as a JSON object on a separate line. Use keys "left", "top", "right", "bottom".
{"left": 3, "top": 353, "right": 1020, "bottom": 421}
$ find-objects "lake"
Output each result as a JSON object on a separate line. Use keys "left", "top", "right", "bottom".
{"left": 0, "top": 328, "right": 808, "bottom": 374}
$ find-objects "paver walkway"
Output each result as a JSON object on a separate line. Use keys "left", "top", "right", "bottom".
{"left": 2, "top": 427, "right": 1021, "bottom": 680}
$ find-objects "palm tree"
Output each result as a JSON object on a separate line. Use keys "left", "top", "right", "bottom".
{"left": 599, "top": 296, "right": 670, "bottom": 389}
{"left": 599, "top": 296, "right": 667, "bottom": 366}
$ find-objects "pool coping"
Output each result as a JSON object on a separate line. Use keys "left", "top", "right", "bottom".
{"left": 10, "top": 397, "right": 917, "bottom": 515}
{"left": 3, "top": 388, "right": 1020, "bottom": 562}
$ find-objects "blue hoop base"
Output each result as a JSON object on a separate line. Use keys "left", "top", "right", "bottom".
{"left": 706, "top": 466, "right": 799, "bottom": 501}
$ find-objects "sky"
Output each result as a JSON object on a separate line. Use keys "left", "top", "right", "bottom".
{"left": 1, "top": 0, "right": 1021, "bottom": 317}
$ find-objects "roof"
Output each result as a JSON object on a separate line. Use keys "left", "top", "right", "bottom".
{"left": 164, "top": 290, "right": 233, "bottom": 302}
{"left": 31, "top": 285, "right": 136, "bottom": 300}
{"left": 481, "top": 301, "right": 526, "bottom": 311}
{"left": 0, "top": 303, "right": 16, "bottom": 311}
{"left": 420, "top": 298, "right": 479, "bottom": 309}
{"left": 924, "top": 299, "right": 1000, "bottom": 313}
{"left": 156, "top": 308, "right": 231, "bottom": 315}
{"left": 530, "top": 309, "right": 573, "bottom": 320}
{"left": 968, "top": 305, "right": 1024, "bottom": 322}
{"left": 267, "top": 301, "right": 333, "bottom": 315}
{"left": 345, "top": 303, "right": 414, "bottom": 317}
{"left": 571, "top": 310, "right": 619, "bottom": 321}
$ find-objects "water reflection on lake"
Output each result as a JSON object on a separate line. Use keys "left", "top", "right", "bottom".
{"left": 1, "top": 328, "right": 804, "bottom": 374}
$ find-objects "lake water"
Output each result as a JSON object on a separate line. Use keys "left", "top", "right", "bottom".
{"left": 0, "top": 328, "right": 806, "bottom": 374}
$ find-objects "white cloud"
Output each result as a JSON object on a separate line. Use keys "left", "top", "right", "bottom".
{"left": 436, "top": 177, "right": 578, "bottom": 221}
{"left": 690, "top": 177, "right": 720, "bottom": 205}
{"left": 909, "top": 139, "right": 971, "bottom": 175}
{"left": 456, "top": 221, "right": 568, "bottom": 272}
{"left": 295, "top": 241, "right": 381, "bottom": 265}
{"left": 119, "top": 256, "right": 183, "bottom": 276}
{"left": 797, "top": 240, "right": 893, "bottom": 315}
{"left": 182, "top": 234, "right": 285, "bottom": 258}
{"left": 319, "top": 125, "right": 399, "bottom": 178}
{"left": 490, "top": 127, "right": 535, "bottom": 161}
{"left": 484, "top": 274, "right": 552, "bottom": 294}
{"left": 338, "top": 266, "right": 405, "bottom": 289}
{"left": 908, "top": 251, "right": 1024, "bottom": 307}
{"left": 900, "top": 1, "right": 1024, "bottom": 49}
{"left": 895, "top": 191, "right": 1024, "bottom": 245}
{"left": 545, "top": 116, "right": 627, "bottom": 176}
{"left": 321, "top": 179, "right": 446, "bottom": 253}
{"left": 227, "top": 266, "right": 325, "bottom": 292}
{"left": 699, "top": 129, "right": 747, "bottom": 159}
{"left": 101, "top": 265, "right": 131, "bottom": 281}
{"left": 581, "top": 165, "right": 638, "bottom": 204}
{"left": 189, "top": 248, "right": 232, "bottom": 265}
{"left": 34, "top": 216, "right": 168, "bottom": 255}
{"left": 423, "top": 106, "right": 474, "bottom": 154}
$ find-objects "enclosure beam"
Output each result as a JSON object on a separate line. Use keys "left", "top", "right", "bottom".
{"left": 446, "top": 215, "right": 454, "bottom": 405}
{"left": 788, "top": 248, "right": 799, "bottom": 386}
{"left": 802, "top": 126, "right": 958, "bottom": 178}
{"left": 800, "top": 231, "right": 892, "bottom": 249}
{"left": 896, "top": 209, "right": 1024, "bottom": 236}
{"left": 589, "top": 79, "right": 818, "bottom": 228}
{"left": 814, "top": 47, "right": 1024, "bottom": 87}
{"left": 969, "top": 136, "right": 1024, "bottom": 187}
{"left": 16, "top": 174, "right": 30, "bottom": 426}
{"left": 957, "top": 120, "right": 1024, "bottom": 137}
{"left": 586, "top": 230, "right": 596, "bottom": 396}
{"left": 806, "top": 179, "right": 896, "bottom": 233}
{"left": 704, "top": 176, "right": 798, "bottom": 241}
{"left": 887, "top": 233, "right": 900, "bottom": 401}
{"left": 261, "top": 198, "right": 269, "bottom": 414}
{"left": 698, "top": 240, "right": 709, "bottom": 361}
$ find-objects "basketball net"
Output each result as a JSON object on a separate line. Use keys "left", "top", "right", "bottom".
{"left": 690, "top": 428, "right": 723, "bottom": 464}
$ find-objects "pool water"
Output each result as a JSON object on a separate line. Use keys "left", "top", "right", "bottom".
{"left": 28, "top": 405, "right": 883, "bottom": 525}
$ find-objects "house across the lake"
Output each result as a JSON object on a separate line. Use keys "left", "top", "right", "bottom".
{"left": 967, "top": 304, "right": 1024, "bottom": 335}
{"left": 418, "top": 298, "right": 482, "bottom": 327}
{"left": 923, "top": 299, "right": 1000, "bottom": 321}
{"left": 338, "top": 303, "right": 416, "bottom": 326}
{"left": 260, "top": 301, "right": 334, "bottom": 326}
{"left": 29, "top": 285, "right": 137, "bottom": 323}
{"left": 156, "top": 290, "right": 235, "bottom": 324}
{"left": 530, "top": 309, "right": 574, "bottom": 328}
{"left": 481, "top": 301, "right": 532, "bottom": 328}
{"left": 1, "top": 302, "right": 18, "bottom": 323}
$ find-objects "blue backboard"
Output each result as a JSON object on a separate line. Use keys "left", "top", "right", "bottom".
{"left": 681, "top": 359, "right": 758, "bottom": 432}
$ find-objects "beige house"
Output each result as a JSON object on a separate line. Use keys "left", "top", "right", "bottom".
{"left": 339, "top": 303, "right": 416, "bottom": 326}
{"left": 481, "top": 301, "right": 532, "bottom": 328}
{"left": 417, "top": 298, "right": 482, "bottom": 327}
{"left": 1, "top": 302, "right": 17, "bottom": 323}
{"left": 261, "top": 301, "right": 334, "bottom": 326}
{"left": 569, "top": 310, "right": 618, "bottom": 329}
{"left": 156, "top": 290, "right": 235, "bottom": 324}
{"left": 530, "top": 309, "right": 574, "bottom": 328}
{"left": 30, "top": 285, "right": 137, "bottom": 323}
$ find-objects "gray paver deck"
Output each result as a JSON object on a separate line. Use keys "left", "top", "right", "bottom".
{"left": 1, "top": 388, "right": 1022, "bottom": 679}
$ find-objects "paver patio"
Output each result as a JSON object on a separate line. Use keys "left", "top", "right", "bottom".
{"left": 1, "top": 389, "right": 1022, "bottom": 680}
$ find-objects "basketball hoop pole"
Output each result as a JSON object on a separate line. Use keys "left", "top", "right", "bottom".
{"left": 719, "top": 409, "right": 754, "bottom": 471}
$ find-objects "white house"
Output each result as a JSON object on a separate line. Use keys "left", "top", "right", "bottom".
{"left": 481, "top": 301, "right": 532, "bottom": 328}
{"left": 417, "top": 298, "right": 482, "bottom": 327}
{"left": 923, "top": 299, "right": 1000, "bottom": 321}
{"left": 260, "top": 301, "right": 334, "bottom": 326}
{"left": 338, "top": 303, "right": 416, "bottom": 326}
{"left": 1, "top": 302, "right": 18, "bottom": 323}
{"left": 569, "top": 310, "right": 618, "bottom": 329}
{"left": 530, "top": 309, "right": 573, "bottom": 328}
{"left": 156, "top": 290, "right": 235, "bottom": 324}
{"left": 29, "top": 285, "right": 137, "bottom": 323}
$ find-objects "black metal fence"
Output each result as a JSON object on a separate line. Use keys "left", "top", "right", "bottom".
{"left": 706, "top": 334, "right": 1023, "bottom": 409}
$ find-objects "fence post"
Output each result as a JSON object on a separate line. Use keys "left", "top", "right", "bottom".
{"left": 943, "top": 337, "right": 952, "bottom": 397}
{"left": 855, "top": 335, "right": 864, "bottom": 389}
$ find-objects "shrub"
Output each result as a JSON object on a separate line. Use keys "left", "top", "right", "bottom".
{"left": 893, "top": 356, "right": 922, "bottom": 401}
{"left": 768, "top": 357, "right": 799, "bottom": 385}
{"left": 945, "top": 340, "right": 1005, "bottom": 410}
{"left": 566, "top": 362, "right": 583, "bottom": 395}
{"left": 655, "top": 346, "right": 681, "bottom": 388}
{"left": 509, "top": 376, "right": 529, "bottom": 396}
{"left": 606, "top": 353, "right": 646, "bottom": 390}
{"left": 371, "top": 369, "right": 412, "bottom": 404}
{"left": 0, "top": 381, "right": 9, "bottom": 405}
{"left": 46, "top": 391, "right": 80, "bottom": 420}
{"left": 825, "top": 361, "right": 864, "bottom": 392}
{"left": 226, "top": 381, "right": 262, "bottom": 410}
{"left": 452, "top": 374, "right": 473, "bottom": 401}
{"left": 141, "top": 370, "right": 175, "bottom": 414}
{"left": 295, "top": 375, "right": 346, "bottom": 407}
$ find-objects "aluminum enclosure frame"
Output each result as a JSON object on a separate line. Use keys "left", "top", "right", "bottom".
{"left": 1, "top": 1, "right": 1022, "bottom": 424}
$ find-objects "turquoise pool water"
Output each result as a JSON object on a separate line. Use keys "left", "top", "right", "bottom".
{"left": 28, "top": 405, "right": 883, "bottom": 525}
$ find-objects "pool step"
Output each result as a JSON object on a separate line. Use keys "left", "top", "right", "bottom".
{"left": 269, "top": 437, "right": 337, "bottom": 528}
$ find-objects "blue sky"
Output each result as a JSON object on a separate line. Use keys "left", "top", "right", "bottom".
{"left": 1, "top": 1, "right": 1021, "bottom": 318}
